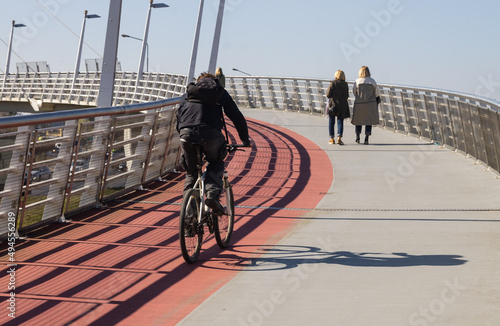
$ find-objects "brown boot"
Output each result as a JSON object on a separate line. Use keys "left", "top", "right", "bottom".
{"left": 337, "top": 136, "right": 344, "bottom": 145}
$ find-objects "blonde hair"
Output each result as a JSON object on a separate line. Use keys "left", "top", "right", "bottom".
{"left": 216, "top": 67, "right": 223, "bottom": 76}
{"left": 358, "top": 66, "right": 371, "bottom": 78}
{"left": 334, "top": 70, "right": 346, "bottom": 81}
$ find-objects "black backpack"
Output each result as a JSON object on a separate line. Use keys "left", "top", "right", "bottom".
{"left": 186, "top": 77, "right": 223, "bottom": 106}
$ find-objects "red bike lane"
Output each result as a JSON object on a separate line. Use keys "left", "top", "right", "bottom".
{"left": 0, "top": 118, "right": 333, "bottom": 326}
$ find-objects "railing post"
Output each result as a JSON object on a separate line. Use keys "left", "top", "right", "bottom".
{"left": 423, "top": 93, "right": 437, "bottom": 143}
{"left": 280, "top": 79, "right": 289, "bottom": 111}
{"left": 490, "top": 109, "right": 500, "bottom": 172}
{"left": 317, "top": 81, "right": 326, "bottom": 115}
{"left": 446, "top": 97, "right": 459, "bottom": 150}
{"left": 305, "top": 80, "right": 314, "bottom": 114}
{"left": 292, "top": 79, "right": 301, "bottom": 112}
{"left": 411, "top": 92, "right": 422, "bottom": 138}
{"left": 227, "top": 77, "right": 239, "bottom": 105}
{"left": 436, "top": 94, "right": 450, "bottom": 147}
{"left": 242, "top": 77, "right": 253, "bottom": 108}
{"left": 160, "top": 111, "right": 178, "bottom": 176}
{"left": 401, "top": 90, "right": 411, "bottom": 135}
{"left": 0, "top": 127, "right": 32, "bottom": 237}
{"left": 254, "top": 77, "right": 263, "bottom": 108}
{"left": 268, "top": 78, "right": 278, "bottom": 110}
{"left": 389, "top": 88, "right": 399, "bottom": 132}
{"left": 141, "top": 111, "right": 160, "bottom": 185}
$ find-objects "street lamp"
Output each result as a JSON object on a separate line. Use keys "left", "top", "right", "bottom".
{"left": 73, "top": 10, "right": 100, "bottom": 84}
{"left": 232, "top": 68, "right": 255, "bottom": 107}
{"left": 4, "top": 20, "right": 26, "bottom": 77}
{"left": 137, "top": 0, "right": 169, "bottom": 81}
{"left": 232, "top": 68, "right": 251, "bottom": 76}
{"left": 121, "top": 34, "right": 149, "bottom": 73}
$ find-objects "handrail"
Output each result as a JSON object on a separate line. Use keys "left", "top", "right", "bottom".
{"left": 225, "top": 76, "right": 500, "bottom": 175}
{"left": 0, "top": 96, "right": 182, "bottom": 238}
{"left": 0, "top": 97, "right": 180, "bottom": 129}
{"left": 0, "top": 71, "right": 187, "bottom": 108}
{"left": 1, "top": 72, "right": 499, "bottom": 239}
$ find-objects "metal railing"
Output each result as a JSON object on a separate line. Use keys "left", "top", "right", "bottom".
{"left": 0, "top": 97, "right": 182, "bottom": 238}
{"left": 0, "top": 71, "right": 187, "bottom": 108}
{"left": 1, "top": 73, "right": 499, "bottom": 238}
{"left": 226, "top": 76, "right": 500, "bottom": 175}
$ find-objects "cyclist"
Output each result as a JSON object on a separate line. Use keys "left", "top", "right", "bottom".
{"left": 176, "top": 72, "right": 251, "bottom": 213}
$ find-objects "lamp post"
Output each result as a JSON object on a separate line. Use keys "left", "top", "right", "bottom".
{"left": 232, "top": 68, "right": 252, "bottom": 76}
{"left": 137, "top": 0, "right": 168, "bottom": 81}
{"left": 232, "top": 68, "right": 254, "bottom": 107}
{"left": 73, "top": 10, "right": 100, "bottom": 84}
{"left": 121, "top": 34, "right": 149, "bottom": 73}
{"left": 4, "top": 20, "right": 26, "bottom": 77}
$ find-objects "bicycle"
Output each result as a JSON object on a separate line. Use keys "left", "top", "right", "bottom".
{"left": 179, "top": 143, "right": 247, "bottom": 263}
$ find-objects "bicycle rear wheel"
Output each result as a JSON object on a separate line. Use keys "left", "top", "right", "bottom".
{"left": 179, "top": 189, "right": 203, "bottom": 263}
{"left": 214, "top": 184, "right": 235, "bottom": 248}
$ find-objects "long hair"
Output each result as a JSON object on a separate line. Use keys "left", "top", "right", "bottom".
{"left": 358, "top": 66, "right": 371, "bottom": 78}
{"left": 334, "top": 70, "right": 346, "bottom": 81}
{"left": 215, "top": 67, "right": 223, "bottom": 76}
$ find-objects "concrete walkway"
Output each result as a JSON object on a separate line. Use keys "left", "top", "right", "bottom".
{"left": 179, "top": 109, "right": 500, "bottom": 325}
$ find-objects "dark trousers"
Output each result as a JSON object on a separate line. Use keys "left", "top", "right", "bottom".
{"left": 179, "top": 127, "right": 227, "bottom": 198}
{"left": 355, "top": 125, "right": 372, "bottom": 135}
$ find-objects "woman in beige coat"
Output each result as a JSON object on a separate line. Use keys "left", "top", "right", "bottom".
{"left": 351, "top": 66, "right": 381, "bottom": 144}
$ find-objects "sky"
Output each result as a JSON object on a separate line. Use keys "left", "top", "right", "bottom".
{"left": 1, "top": 0, "right": 499, "bottom": 101}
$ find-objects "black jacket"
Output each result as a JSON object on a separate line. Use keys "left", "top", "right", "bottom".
{"left": 176, "top": 78, "right": 249, "bottom": 143}
{"left": 327, "top": 79, "right": 351, "bottom": 120}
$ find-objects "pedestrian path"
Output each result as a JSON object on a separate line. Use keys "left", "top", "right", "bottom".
{"left": 179, "top": 109, "right": 500, "bottom": 326}
{"left": 1, "top": 108, "right": 499, "bottom": 325}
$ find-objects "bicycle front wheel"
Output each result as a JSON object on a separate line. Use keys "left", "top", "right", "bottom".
{"left": 179, "top": 189, "right": 203, "bottom": 263}
{"left": 214, "top": 185, "right": 235, "bottom": 248}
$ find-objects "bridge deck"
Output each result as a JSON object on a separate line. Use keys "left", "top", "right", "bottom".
{"left": 1, "top": 109, "right": 499, "bottom": 325}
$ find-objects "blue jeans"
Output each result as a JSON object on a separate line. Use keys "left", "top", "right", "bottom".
{"left": 355, "top": 125, "right": 372, "bottom": 135}
{"left": 329, "top": 116, "right": 345, "bottom": 138}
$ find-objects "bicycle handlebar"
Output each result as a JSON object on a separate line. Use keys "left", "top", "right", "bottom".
{"left": 227, "top": 144, "right": 250, "bottom": 153}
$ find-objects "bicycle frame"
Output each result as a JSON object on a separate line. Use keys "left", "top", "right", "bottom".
{"left": 179, "top": 141, "right": 247, "bottom": 263}
{"left": 192, "top": 163, "right": 208, "bottom": 232}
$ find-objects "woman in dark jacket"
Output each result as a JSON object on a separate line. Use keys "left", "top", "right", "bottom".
{"left": 326, "top": 70, "right": 350, "bottom": 145}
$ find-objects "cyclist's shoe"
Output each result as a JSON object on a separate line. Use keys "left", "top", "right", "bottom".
{"left": 205, "top": 197, "right": 224, "bottom": 214}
